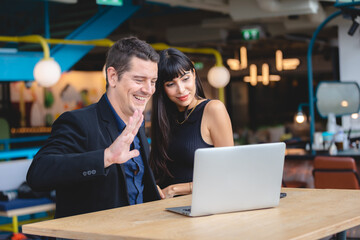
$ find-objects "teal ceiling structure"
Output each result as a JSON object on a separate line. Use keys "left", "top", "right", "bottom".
{"left": 0, "top": 0, "right": 139, "bottom": 81}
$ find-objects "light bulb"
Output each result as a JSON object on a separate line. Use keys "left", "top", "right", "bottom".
{"left": 227, "top": 59, "right": 240, "bottom": 71}
{"left": 295, "top": 111, "right": 306, "bottom": 124}
{"left": 33, "top": 58, "right": 61, "bottom": 87}
{"left": 351, "top": 113, "right": 359, "bottom": 119}
{"left": 341, "top": 100, "right": 349, "bottom": 107}
{"left": 207, "top": 66, "right": 230, "bottom": 88}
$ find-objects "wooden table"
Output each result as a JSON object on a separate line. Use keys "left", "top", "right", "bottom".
{"left": 22, "top": 188, "right": 360, "bottom": 240}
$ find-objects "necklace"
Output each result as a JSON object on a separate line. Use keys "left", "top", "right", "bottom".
{"left": 176, "top": 99, "right": 200, "bottom": 125}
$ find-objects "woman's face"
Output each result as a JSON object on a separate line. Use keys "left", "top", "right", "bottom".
{"left": 163, "top": 69, "right": 197, "bottom": 111}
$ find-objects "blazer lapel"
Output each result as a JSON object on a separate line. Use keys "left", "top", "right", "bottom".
{"left": 97, "top": 94, "right": 119, "bottom": 142}
{"left": 97, "top": 95, "right": 129, "bottom": 202}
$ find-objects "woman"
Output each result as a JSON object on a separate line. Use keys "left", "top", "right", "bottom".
{"left": 150, "top": 48, "right": 233, "bottom": 198}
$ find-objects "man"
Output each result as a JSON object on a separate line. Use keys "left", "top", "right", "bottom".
{"left": 27, "top": 37, "right": 164, "bottom": 218}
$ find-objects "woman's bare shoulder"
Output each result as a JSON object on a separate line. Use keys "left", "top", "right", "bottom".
{"left": 205, "top": 99, "right": 227, "bottom": 113}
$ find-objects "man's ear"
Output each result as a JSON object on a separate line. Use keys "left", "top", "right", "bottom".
{"left": 107, "top": 67, "right": 118, "bottom": 88}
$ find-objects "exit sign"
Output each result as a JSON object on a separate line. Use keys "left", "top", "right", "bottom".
{"left": 96, "top": 0, "right": 123, "bottom": 6}
{"left": 241, "top": 28, "right": 260, "bottom": 41}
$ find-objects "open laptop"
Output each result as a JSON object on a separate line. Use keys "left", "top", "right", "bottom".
{"left": 166, "top": 142, "right": 286, "bottom": 217}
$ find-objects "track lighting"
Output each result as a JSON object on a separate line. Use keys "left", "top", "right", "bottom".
{"left": 348, "top": 16, "right": 360, "bottom": 36}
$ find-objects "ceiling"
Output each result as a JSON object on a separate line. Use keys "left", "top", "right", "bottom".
{"left": 1, "top": 0, "right": 354, "bottom": 130}
{"left": 0, "top": 0, "right": 342, "bottom": 71}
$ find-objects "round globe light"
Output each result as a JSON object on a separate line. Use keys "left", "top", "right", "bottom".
{"left": 295, "top": 111, "right": 307, "bottom": 124}
{"left": 33, "top": 58, "right": 61, "bottom": 87}
{"left": 207, "top": 66, "right": 230, "bottom": 88}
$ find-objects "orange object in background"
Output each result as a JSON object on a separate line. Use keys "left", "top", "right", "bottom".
{"left": 11, "top": 233, "right": 27, "bottom": 240}
{"left": 313, "top": 156, "right": 360, "bottom": 189}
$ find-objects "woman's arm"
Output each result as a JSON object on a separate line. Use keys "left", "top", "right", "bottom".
{"left": 202, "top": 100, "right": 234, "bottom": 147}
{"left": 161, "top": 182, "right": 193, "bottom": 198}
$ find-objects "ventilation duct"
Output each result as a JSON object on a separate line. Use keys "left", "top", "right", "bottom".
{"left": 229, "top": 0, "right": 320, "bottom": 21}
{"left": 256, "top": 0, "right": 319, "bottom": 14}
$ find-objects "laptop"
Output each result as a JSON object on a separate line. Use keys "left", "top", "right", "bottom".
{"left": 166, "top": 142, "right": 286, "bottom": 217}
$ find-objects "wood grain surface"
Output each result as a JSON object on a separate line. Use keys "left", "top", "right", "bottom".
{"left": 22, "top": 188, "right": 360, "bottom": 240}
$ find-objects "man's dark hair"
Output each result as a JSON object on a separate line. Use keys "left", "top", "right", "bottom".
{"left": 105, "top": 37, "right": 159, "bottom": 88}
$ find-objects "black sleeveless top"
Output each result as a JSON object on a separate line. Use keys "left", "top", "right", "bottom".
{"left": 160, "top": 99, "right": 213, "bottom": 188}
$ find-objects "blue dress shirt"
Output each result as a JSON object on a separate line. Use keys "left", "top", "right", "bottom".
{"left": 105, "top": 95, "right": 144, "bottom": 205}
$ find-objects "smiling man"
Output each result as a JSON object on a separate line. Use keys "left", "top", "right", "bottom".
{"left": 27, "top": 37, "right": 164, "bottom": 218}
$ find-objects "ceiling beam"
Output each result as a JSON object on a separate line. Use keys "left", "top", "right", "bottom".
{"left": 0, "top": 0, "right": 139, "bottom": 81}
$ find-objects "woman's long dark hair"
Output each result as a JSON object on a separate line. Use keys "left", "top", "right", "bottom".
{"left": 150, "top": 48, "right": 205, "bottom": 182}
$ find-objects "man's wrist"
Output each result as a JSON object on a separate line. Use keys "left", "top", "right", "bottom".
{"left": 104, "top": 148, "right": 113, "bottom": 168}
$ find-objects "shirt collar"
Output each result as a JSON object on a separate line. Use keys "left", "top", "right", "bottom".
{"left": 104, "top": 94, "right": 145, "bottom": 132}
{"left": 104, "top": 94, "right": 126, "bottom": 132}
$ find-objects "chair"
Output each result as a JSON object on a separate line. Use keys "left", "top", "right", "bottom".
{"left": 313, "top": 156, "right": 360, "bottom": 239}
{"left": 313, "top": 156, "right": 360, "bottom": 189}
{"left": 282, "top": 180, "right": 307, "bottom": 188}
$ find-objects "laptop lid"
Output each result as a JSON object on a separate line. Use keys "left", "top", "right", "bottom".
{"left": 190, "top": 142, "right": 285, "bottom": 217}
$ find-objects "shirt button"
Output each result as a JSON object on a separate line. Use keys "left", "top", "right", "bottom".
{"left": 87, "top": 170, "right": 92, "bottom": 175}
{"left": 83, "top": 171, "right": 87, "bottom": 176}
{"left": 91, "top": 170, "right": 96, "bottom": 175}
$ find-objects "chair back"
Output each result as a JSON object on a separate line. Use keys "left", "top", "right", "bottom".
{"left": 313, "top": 156, "right": 360, "bottom": 189}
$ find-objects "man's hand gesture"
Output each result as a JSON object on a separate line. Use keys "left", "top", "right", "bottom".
{"left": 104, "top": 110, "right": 143, "bottom": 168}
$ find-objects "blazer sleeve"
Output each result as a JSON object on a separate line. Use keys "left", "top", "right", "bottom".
{"left": 27, "top": 111, "right": 108, "bottom": 191}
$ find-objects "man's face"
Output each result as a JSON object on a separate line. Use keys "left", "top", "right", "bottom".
{"left": 108, "top": 57, "right": 158, "bottom": 122}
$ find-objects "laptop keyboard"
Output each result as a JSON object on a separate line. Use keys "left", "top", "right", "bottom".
{"left": 183, "top": 207, "right": 191, "bottom": 212}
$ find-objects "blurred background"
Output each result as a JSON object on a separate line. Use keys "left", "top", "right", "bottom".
{"left": 0, "top": 0, "right": 359, "bottom": 147}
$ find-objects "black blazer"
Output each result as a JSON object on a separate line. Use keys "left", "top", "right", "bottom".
{"left": 27, "top": 94, "right": 160, "bottom": 218}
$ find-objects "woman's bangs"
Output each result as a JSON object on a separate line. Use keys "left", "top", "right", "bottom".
{"left": 167, "top": 57, "right": 192, "bottom": 80}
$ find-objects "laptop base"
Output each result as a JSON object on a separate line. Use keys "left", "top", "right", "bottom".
{"left": 166, "top": 206, "right": 192, "bottom": 216}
